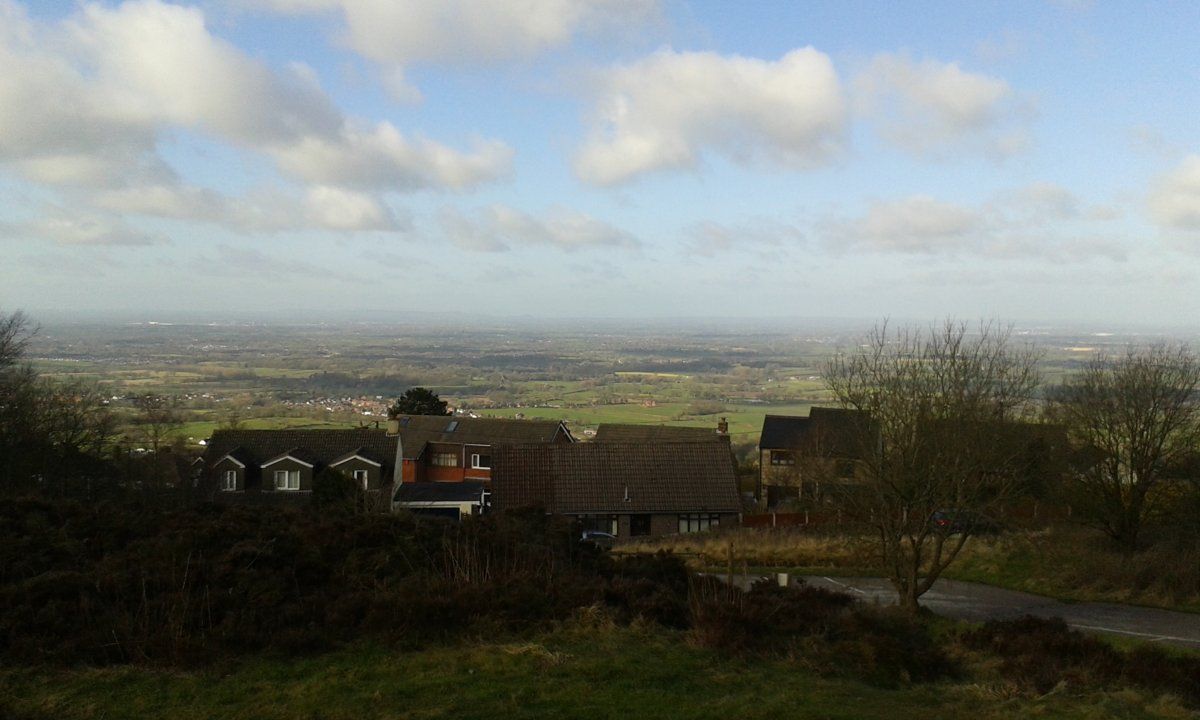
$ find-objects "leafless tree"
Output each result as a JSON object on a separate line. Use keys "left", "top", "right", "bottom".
{"left": 132, "top": 393, "right": 181, "bottom": 452}
{"left": 1045, "top": 345, "right": 1200, "bottom": 550}
{"left": 824, "top": 320, "right": 1041, "bottom": 612}
{"left": 0, "top": 309, "right": 34, "bottom": 371}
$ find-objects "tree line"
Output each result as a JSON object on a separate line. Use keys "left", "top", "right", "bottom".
{"left": 818, "top": 320, "right": 1200, "bottom": 611}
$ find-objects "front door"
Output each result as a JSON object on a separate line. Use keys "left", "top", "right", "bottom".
{"left": 630, "top": 514, "right": 651, "bottom": 537}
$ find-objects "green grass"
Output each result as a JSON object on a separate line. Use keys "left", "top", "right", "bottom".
{"left": 170, "top": 417, "right": 363, "bottom": 443}
{"left": 0, "top": 625, "right": 1189, "bottom": 720}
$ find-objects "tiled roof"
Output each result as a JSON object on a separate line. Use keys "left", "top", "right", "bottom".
{"left": 759, "top": 407, "right": 869, "bottom": 456}
{"left": 395, "top": 481, "right": 486, "bottom": 504}
{"left": 202, "top": 416, "right": 571, "bottom": 469}
{"left": 491, "top": 442, "right": 740, "bottom": 514}
{"left": 390, "top": 415, "right": 570, "bottom": 459}
{"left": 203, "top": 428, "right": 397, "bottom": 469}
{"left": 594, "top": 423, "right": 728, "bottom": 443}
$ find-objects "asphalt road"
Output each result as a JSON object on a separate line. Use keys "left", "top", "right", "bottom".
{"left": 734, "top": 574, "right": 1200, "bottom": 649}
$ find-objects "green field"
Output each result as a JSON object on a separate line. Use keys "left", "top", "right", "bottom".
{"left": 1, "top": 625, "right": 1186, "bottom": 720}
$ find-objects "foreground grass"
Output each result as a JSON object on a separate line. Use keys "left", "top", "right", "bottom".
{"left": 619, "top": 526, "right": 1200, "bottom": 613}
{"left": 1, "top": 624, "right": 1191, "bottom": 720}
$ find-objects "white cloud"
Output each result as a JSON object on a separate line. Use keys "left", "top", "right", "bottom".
{"left": 1148, "top": 155, "right": 1200, "bottom": 232}
{"left": 439, "top": 205, "right": 640, "bottom": 252}
{"left": 829, "top": 196, "right": 980, "bottom": 253}
{"left": 1, "top": 207, "right": 165, "bottom": 246}
{"left": 0, "top": 0, "right": 510, "bottom": 239}
{"left": 272, "top": 124, "right": 512, "bottom": 192}
{"left": 303, "top": 186, "right": 397, "bottom": 231}
{"left": 262, "top": 0, "right": 659, "bottom": 65}
{"left": 574, "top": 48, "right": 846, "bottom": 185}
{"left": 682, "top": 219, "right": 804, "bottom": 258}
{"left": 823, "top": 186, "right": 1128, "bottom": 261}
{"left": 854, "top": 53, "right": 1028, "bottom": 159}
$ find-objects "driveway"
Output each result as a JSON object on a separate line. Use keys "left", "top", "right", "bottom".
{"left": 732, "top": 574, "right": 1200, "bottom": 649}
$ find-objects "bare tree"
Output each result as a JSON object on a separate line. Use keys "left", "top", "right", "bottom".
{"left": 131, "top": 393, "right": 181, "bottom": 451}
{"left": 0, "top": 309, "right": 34, "bottom": 371}
{"left": 824, "top": 320, "right": 1041, "bottom": 612}
{"left": 1045, "top": 345, "right": 1200, "bottom": 550}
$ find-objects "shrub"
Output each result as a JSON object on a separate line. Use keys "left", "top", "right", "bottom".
{"left": 962, "top": 616, "right": 1200, "bottom": 705}
{"left": 688, "top": 577, "right": 952, "bottom": 686}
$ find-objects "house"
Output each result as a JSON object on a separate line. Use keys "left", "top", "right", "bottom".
{"left": 490, "top": 442, "right": 741, "bottom": 538}
{"left": 758, "top": 408, "right": 1071, "bottom": 509}
{"left": 594, "top": 418, "right": 730, "bottom": 444}
{"left": 758, "top": 407, "right": 871, "bottom": 507}
{"left": 201, "top": 427, "right": 399, "bottom": 505}
{"left": 385, "top": 414, "right": 573, "bottom": 483}
{"left": 198, "top": 415, "right": 574, "bottom": 516}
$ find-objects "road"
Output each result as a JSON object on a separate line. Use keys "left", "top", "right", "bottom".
{"left": 729, "top": 574, "right": 1200, "bottom": 649}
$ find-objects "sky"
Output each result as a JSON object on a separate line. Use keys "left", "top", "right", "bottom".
{"left": 2, "top": 0, "right": 1199, "bottom": 326}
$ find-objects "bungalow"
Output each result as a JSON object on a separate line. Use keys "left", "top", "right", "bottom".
{"left": 490, "top": 442, "right": 741, "bottom": 538}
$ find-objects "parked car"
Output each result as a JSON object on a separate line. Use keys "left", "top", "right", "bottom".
{"left": 580, "top": 530, "right": 617, "bottom": 549}
{"left": 930, "top": 509, "right": 999, "bottom": 535}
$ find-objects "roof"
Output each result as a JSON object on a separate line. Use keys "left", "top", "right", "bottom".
{"left": 759, "top": 407, "right": 870, "bottom": 456}
{"left": 491, "top": 442, "right": 740, "bottom": 514}
{"left": 390, "top": 415, "right": 570, "bottom": 459}
{"left": 203, "top": 428, "right": 397, "bottom": 470}
{"left": 594, "top": 423, "right": 728, "bottom": 444}
{"left": 201, "top": 417, "right": 572, "bottom": 469}
{"left": 395, "top": 481, "right": 486, "bottom": 504}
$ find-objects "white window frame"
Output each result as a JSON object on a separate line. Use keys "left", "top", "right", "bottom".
{"left": 352, "top": 469, "right": 369, "bottom": 489}
{"left": 274, "top": 469, "right": 300, "bottom": 491}
{"left": 470, "top": 453, "right": 491, "bottom": 470}
{"left": 221, "top": 470, "right": 237, "bottom": 491}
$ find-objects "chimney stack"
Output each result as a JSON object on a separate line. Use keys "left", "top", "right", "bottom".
{"left": 717, "top": 417, "right": 728, "bottom": 435}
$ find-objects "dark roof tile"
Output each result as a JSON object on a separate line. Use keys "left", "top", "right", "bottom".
{"left": 491, "top": 442, "right": 740, "bottom": 514}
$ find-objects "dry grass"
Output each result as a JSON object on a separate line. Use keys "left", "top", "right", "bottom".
{"left": 619, "top": 524, "right": 1200, "bottom": 612}
{"left": 616, "top": 527, "right": 876, "bottom": 569}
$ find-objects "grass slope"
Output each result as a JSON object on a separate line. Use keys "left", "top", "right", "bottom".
{"left": 1, "top": 626, "right": 1190, "bottom": 720}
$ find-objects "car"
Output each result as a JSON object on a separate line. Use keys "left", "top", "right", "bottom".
{"left": 580, "top": 530, "right": 617, "bottom": 549}
{"left": 930, "top": 509, "right": 999, "bottom": 535}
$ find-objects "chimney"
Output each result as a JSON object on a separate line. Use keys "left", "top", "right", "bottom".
{"left": 386, "top": 418, "right": 400, "bottom": 436}
{"left": 717, "top": 417, "right": 729, "bottom": 435}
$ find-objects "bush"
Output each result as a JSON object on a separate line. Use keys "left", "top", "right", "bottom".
{"left": 962, "top": 616, "right": 1200, "bottom": 705}
{"left": 689, "top": 577, "right": 952, "bottom": 686}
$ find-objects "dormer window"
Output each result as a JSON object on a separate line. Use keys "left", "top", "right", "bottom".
{"left": 274, "top": 470, "right": 300, "bottom": 491}
{"left": 470, "top": 453, "right": 491, "bottom": 470}
{"left": 221, "top": 470, "right": 238, "bottom": 491}
{"left": 352, "top": 469, "right": 369, "bottom": 489}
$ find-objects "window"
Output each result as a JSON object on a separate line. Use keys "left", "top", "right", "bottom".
{"left": 221, "top": 470, "right": 237, "bottom": 491}
{"left": 630, "top": 514, "right": 651, "bottom": 537}
{"left": 470, "top": 453, "right": 491, "bottom": 470}
{"left": 445, "top": 420, "right": 459, "bottom": 432}
{"left": 274, "top": 469, "right": 300, "bottom": 490}
{"left": 578, "top": 514, "right": 619, "bottom": 536}
{"left": 771, "top": 451, "right": 796, "bottom": 466}
{"left": 678, "top": 514, "right": 721, "bottom": 534}
{"left": 352, "top": 469, "right": 369, "bottom": 489}
{"left": 431, "top": 452, "right": 458, "bottom": 467}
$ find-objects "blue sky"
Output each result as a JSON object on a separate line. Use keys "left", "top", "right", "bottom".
{"left": 2, "top": 0, "right": 1199, "bottom": 325}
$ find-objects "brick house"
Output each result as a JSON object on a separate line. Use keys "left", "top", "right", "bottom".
{"left": 198, "top": 415, "right": 574, "bottom": 516}
{"left": 757, "top": 407, "right": 870, "bottom": 507}
{"left": 490, "top": 442, "right": 741, "bottom": 538}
